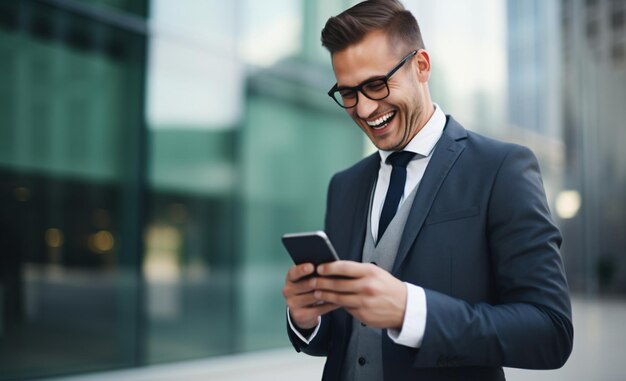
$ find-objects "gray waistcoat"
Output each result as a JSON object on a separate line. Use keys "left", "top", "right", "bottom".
{"left": 341, "top": 184, "right": 419, "bottom": 381}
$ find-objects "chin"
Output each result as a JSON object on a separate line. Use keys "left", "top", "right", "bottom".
{"left": 372, "top": 139, "right": 398, "bottom": 152}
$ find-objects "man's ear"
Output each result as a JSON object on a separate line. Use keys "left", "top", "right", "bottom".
{"left": 414, "top": 49, "right": 431, "bottom": 83}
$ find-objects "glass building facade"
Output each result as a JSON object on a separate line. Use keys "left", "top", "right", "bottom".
{"left": 506, "top": 0, "right": 626, "bottom": 294}
{"left": 0, "top": 1, "right": 147, "bottom": 378}
{"left": 557, "top": 0, "right": 626, "bottom": 294}
{"left": 0, "top": 0, "right": 361, "bottom": 379}
{"left": 0, "top": 0, "right": 624, "bottom": 380}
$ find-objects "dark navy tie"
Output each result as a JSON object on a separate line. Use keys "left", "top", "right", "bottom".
{"left": 378, "top": 151, "right": 416, "bottom": 242}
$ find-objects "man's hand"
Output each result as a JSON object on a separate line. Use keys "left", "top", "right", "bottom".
{"left": 282, "top": 263, "right": 340, "bottom": 330}
{"left": 313, "top": 261, "right": 407, "bottom": 329}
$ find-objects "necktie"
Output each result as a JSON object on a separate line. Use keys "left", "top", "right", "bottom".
{"left": 378, "top": 151, "right": 416, "bottom": 242}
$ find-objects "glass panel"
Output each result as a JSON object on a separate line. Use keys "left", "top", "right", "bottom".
{"left": 0, "top": 1, "right": 146, "bottom": 379}
{"left": 144, "top": 128, "right": 239, "bottom": 362}
{"left": 143, "top": 0, "right": 364, "bottom": 359}
{"left": 80, "top": 0, "right": 148, "bottom": 18}
{"left": 144, "top": 0, "right": 241, "bottom": 363}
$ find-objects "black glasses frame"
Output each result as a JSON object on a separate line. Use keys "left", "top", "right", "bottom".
{"left": 327, "top": 50, "right": 418, "bottom": 109}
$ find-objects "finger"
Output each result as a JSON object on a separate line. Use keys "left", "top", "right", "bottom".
{"left": 313, "top": 302, "right": 341, "bottom": 316}
{"left": 286, "top": 263, "right": 315, "bottom": 282}
{"left": 283, "top": 277, "right": 317, "bottom": 298}
{"left": 286, "top": 292, "right": 321, "bottom": 310}
{"left": 289, "top": 302, "right": 340, "bottom": 327}
{"left": 314, "top": 276, "right": 362, "bottom": 294}
{"left": 314, "top": 290, "right": 362, "bottom": 308}
{"left": 317, "top": 260, "right": 376, "bottom": 278}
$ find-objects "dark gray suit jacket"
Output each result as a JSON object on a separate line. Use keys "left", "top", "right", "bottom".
{"left": 288, "top": 116, "right": 573, "bottom": 380}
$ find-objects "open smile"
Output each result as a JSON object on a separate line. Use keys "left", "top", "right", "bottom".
{"left": 366, "top": 111, "right": 396, "bottom": 130}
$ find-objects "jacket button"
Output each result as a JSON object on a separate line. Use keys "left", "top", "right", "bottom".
{"left": 358, "top": 357, "right": 366, "bottom": 366}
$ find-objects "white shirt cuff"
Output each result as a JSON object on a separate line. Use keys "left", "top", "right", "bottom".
{"left": 387, "top": 282, "right": 427, "bottom": 348}
{"left": 287, "top": 307, "right": 321, "bottom": 344}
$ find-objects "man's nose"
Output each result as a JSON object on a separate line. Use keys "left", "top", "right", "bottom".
{"left": 355, "top": 94, "right": 378, "bottom": 119}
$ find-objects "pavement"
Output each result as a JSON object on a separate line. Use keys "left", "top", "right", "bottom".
{"left": 52, "top": 296, "right": 626, "bottom": 381}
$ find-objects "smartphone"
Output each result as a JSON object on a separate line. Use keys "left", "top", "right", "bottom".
{"left": 281, "top": 231, "right": 340, "bottom": 267}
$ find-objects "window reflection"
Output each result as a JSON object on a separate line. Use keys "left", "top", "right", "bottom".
{"left": 0, "top": 1, "right": 145, "bottom": 379}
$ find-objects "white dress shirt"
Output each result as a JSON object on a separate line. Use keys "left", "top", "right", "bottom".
{"left": 288, "top": 104, "right": 447, "bottom": 348}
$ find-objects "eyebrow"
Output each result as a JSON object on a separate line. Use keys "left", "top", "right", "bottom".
{"left": 336, "top": 74, "right": 387, "bottom": 90}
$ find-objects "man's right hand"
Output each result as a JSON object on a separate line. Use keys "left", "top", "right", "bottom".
{"left": 282, "top": 263, "right": 340, "bottom": 330}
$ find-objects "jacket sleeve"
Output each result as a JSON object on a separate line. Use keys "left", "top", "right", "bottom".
{"left": 413, "top": 145, "right": 573, "bottom": 369}
{"left": 287, "top": 314, "right": 332, "bottom": 356}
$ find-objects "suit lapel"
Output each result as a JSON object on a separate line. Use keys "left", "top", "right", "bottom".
{"left": 392, "top": 116, "right": 468, "bottom": 274}
{"left": 345, "top": 154, "right": 379, "bottom": 263}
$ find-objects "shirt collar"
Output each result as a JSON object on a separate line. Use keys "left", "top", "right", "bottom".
{"left": 379, "top": 103, "right": 446, "bottom": 163}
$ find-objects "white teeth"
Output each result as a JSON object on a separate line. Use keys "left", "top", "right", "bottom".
{"left": 366, "top": 112, "right": 395, "bottom": 128}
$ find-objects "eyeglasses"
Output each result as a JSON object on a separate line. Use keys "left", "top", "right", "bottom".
{"left": 327, "top": 50, "right": 417, "bottom": 109}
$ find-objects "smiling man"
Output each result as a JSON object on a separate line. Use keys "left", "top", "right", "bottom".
{"left": 281, "top": 1, "right": 573, "bottom": 380}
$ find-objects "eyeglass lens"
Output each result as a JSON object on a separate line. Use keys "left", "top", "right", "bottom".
{"left": 334, "top": 79, "right": 389, "bottom": 108}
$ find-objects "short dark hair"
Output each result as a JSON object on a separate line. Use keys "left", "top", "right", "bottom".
{"left": 321, "top": 0, "right": 425, "bottom": 55}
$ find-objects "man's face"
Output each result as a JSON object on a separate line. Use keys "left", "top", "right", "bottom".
{"left": 331, "top": 30, "right": 431, "bottom": 151}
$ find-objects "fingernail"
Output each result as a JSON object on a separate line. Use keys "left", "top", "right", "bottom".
{"left": 317, "top": 265, "right": 325, "bottom": 274}
{"left": 305, "top": 264, "right": 313, "bottom": 273}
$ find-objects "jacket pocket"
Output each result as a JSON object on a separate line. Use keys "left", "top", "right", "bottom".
{"left": 425, "top": 206, "right": 480, "bottom": 225}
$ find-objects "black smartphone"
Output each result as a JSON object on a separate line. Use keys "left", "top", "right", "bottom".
{"left": 281, "top": 231, "right": 340, "bottom": 267}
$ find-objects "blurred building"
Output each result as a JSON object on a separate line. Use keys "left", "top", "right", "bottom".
{"left": 507, "top": 0, "right": 562, "bottom": 139}
{"left": 507, "top": 0, "right": 626, "bottom": 294}
{"left": 505, "top": 0, "right": 565, "bottom": 237}
{"left": 0, "top": 0, "right": 361, "bottom": 379}
{"left": 558, "top": 0, "right": 626, "bottom": 293}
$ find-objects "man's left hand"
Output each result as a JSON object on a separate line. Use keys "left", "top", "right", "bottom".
{"left": 313, "top": 261, "right": 407, "bottom": 329}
